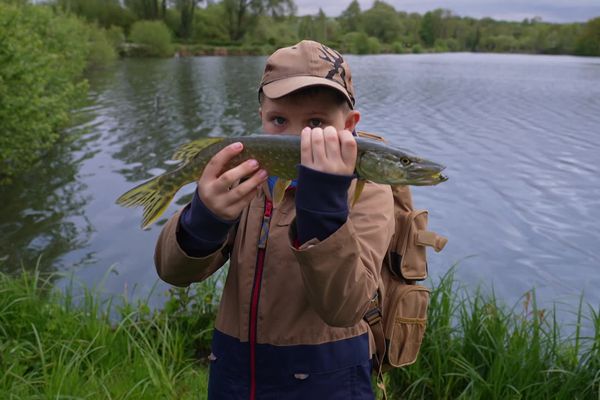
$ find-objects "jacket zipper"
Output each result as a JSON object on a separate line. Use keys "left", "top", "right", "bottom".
{"left": 249, "top": 198, "right": 272, "bottom": 400}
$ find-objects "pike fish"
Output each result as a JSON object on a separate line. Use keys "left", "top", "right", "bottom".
{"left": 117, "top": 133, "right": 448, "bottom": 229}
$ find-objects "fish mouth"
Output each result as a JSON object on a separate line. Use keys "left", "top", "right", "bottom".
{"left": 407, "top": 161, "right": 448, "bottom": 186}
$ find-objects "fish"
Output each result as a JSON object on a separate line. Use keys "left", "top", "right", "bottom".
{"left": 116, "top": 133, "right": 448, "bottom": 229}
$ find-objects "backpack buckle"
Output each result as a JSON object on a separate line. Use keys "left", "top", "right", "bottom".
{"left": 364, "top": 307, "right": 382, "bottom": 326}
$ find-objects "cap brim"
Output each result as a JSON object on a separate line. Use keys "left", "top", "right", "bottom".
{"left": 262, "top": 76, "right": 354, "bottom": 108}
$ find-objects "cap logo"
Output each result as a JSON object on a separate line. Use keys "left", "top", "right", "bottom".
{"left": 318, "top": 44, "right": 354, "bottom": 105}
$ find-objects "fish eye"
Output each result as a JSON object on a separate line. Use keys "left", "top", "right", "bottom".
{"left": 400, "top": 157, "right": 412, "bottom": 166}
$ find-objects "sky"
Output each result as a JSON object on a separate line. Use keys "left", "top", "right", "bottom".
{"left": 295, "top": 0, "right": 600, "bottom": 23}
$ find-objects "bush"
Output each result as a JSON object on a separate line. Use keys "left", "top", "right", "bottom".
{"left": 391, "top": 41, "right": 406, "bottom": 54}
{"left": 86, "top": 25, "right": 118, "bottom": 68}
{"left": 411, "top": 44, "right": 423, "bottom": 54}
{"left": 575, "top": 17, "right": 600, "bottom": 56}
{"left": 0, "top": 3, "right": 90, "bottom": 184}
{"left": 106, "top": 25, "right": 126, "bottom": 48}
{"left": 341, "top": 31, "right": 370, "bottom": 54}
{"left": 366, "top": 36, "right": 381, "bottom": 53}
{"left": 433, "top": 38, "right": 449, "bottom": 53}
{"left": 129, "top": 20, "right": 173, "bottom": 57}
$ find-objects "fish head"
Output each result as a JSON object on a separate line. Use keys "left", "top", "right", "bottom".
{"left": 357, "top": 147, "right": 448, "bottom": 186}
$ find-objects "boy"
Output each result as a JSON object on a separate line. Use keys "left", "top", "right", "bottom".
{"left": 155, "top": 40, "right": 395, "bottom": 399}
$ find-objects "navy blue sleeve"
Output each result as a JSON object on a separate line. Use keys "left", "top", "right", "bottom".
{"left": 176, "top": 189, "right": 237, "bottom": 257}
{"left": 295, "top": 165, "right": 354, "bottom": 245}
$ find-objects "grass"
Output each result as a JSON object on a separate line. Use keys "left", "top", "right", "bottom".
{"left": 1, "top": 265, "right": 598, "bottom": 399}
{"left": 388, "top": 268, "right": 600, "bottom": 399}
{"left": 0, "top": 265, "right": 224, "bottom": 399}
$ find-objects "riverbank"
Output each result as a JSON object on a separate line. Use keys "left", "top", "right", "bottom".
{"left": 1, "top": 267, "right": 597, "bottom": 399}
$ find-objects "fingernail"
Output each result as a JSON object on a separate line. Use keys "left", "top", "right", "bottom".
{"left": 249, "top": 159, "right": 258, "bottom": 168}
{"left": 232, "top": 142, "right": 242, "bottom": 150}
{"left": 258, "top": 169, "right": 267, "bottom": 178}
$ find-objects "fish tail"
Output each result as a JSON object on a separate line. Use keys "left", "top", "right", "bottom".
{"left": 116, "top": 173, "right": 180, "bottom": 229}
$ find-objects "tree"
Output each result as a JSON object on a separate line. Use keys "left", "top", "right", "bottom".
{"left": 222, "top": 0, "right": 295, "bottom": 41}
{"left": 56, "top": 0, "right": 135, "bottom": 29}
{"left": 176, "top": 0, "right": 201, "bottom": 39}
{"left": 338, "top": 0, "right": 361, "bottom": 33}
{"left": 361, "top": 0, "right": 401, "bottom": 43}
{"left": 124, "top": 0, "right": 166, "bottom": 20}
{"left": 419, "top": 9, "right": 449, "bottom": 47}
{"left": 575, "top": 17, "right": 600, "bottom": 56}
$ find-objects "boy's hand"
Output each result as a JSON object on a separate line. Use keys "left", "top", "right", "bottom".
{"left": 300, "top": 126, "right": 357, "bottom": 175}
{"left": 197, "top": 142, "right": 268, "bottom": 220}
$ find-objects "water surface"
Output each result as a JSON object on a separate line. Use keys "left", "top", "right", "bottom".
{"left": 1, "top": 53, "right": 599, "bottom": 313}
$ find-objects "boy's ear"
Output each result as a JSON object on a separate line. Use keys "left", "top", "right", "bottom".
{"left": 344, "top": 110, "right": 361, "bottom": 131}
{"left": 258, "top": 106, "right": 262, "bottom": 119}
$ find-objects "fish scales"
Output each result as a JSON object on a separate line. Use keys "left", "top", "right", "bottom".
{"left": 117, "top": 134, "right": 447, "bottom": 228}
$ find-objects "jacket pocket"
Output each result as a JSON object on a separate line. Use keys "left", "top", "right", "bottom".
{"left": 384, "top": 283, "right": 429, "bottom": 368}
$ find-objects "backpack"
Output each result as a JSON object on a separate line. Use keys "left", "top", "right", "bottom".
{"left": 356, "top": 131, "right": 448, "bottom": 393}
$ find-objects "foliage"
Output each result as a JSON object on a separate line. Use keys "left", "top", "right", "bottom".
{"left": 0, "top": 267, "right": 212, "bottom": 398}
{"left": 248, "top": 15, "right": 299, "bottom": 47}
{"left": 388, "top": 269, "right": 600, "bottom": 399}
{"left": 340, "top": 31, "right": 370, "bottom": 54}
{"left": 0, "top": 3, "right": 89, "bottom": 184}
{"left": 221, "top": 0, "right": 295, "bottom": 41}
{"left": 338, "top": 0, "right": 361, "bottom": 33}
{"left": 26, "top": 0, "right": 600, "bottom": 57}
{"left": 575, "top": 17, "right": 600, "bottom": 56}
{"left": 2, "top": 265, "right": 599, "bottom": 398}
{"left": 176, "top": 0, "right": 201, "bottom": 39}
{"left": 124, "top": 0, "right": 167, "bottom": 20}
{"left": 106, "top": 25, "right": 126, "bottom": 48}
{"left": 129, "top": 20, "right": 173, "bottom": 57}
{"left": 193, "top": 3, "right": 230, "bottom": 44}
{"left": 55, "top": 0, "right": 136, "bottom": 30}
{"left": 86, "top": 25, "right": 119, "bottom": 68}
{"left": 361, "top": 0, "right": 401, "bottom": 43}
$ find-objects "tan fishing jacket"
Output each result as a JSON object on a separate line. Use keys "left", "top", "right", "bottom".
{"left": 155, "top": 180, "right": 394, "bottom": 349}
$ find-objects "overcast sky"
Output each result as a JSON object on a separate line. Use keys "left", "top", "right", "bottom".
{"left": 295, "top": 0, "right": 600, "bottom": 23}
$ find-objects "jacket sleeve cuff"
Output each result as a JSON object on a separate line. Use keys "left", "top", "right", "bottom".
{"left": 295, "top": 165, "right": 353, "bottom": 245}
{"left": 177, "top": 189, "right": 237, "bottom": 257}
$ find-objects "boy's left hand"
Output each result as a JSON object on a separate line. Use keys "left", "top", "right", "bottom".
{"left": 300, "top": 126, "right": 357, "bottom": 175}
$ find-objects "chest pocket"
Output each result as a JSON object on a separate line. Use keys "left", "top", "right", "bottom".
{"left": 275, "top": 209, "right": 295, "bottom": 227}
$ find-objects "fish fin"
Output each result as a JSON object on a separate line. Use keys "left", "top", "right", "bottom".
{"left": 356, "top": 130, "right": 387, "bottom": 143}
{"left": 273, "top": 178, "right": 292, "bottom": 206}
{"left": 116, "top": 173, "right": 180, "bottom": 229}
{"left": 171, "top": 137, "right": 224, "bottom": 162}
{"left": 351, "top": 179, "right": 367, "bottom": 208}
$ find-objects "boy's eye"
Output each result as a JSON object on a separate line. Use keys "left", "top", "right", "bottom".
{"left": 273, "top": 117, "right": 286, "bottom": 126}
{"left": 308, "top": 118, "right": 323, "bottom": 128}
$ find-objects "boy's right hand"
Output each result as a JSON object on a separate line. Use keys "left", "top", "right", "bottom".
{"left": 197, "top": 142, "right": 268, "bottom": 220}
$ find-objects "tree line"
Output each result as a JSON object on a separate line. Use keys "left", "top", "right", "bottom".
{"left": 54, "top": 0, "right": 600, "bottom": 56}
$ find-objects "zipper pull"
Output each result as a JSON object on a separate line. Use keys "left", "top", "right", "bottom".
{"left": 258, "top": 200, "right": 273, "bottom": 249}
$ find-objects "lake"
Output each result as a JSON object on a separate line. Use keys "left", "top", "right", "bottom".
{"left": 1, "top": 53, "right": 599, "bottom": 315}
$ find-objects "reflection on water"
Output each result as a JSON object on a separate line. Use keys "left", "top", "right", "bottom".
{"left": 1, "top": 54, "right": 599, "bottom": 313}
{"left": 0, "top": 110, "right": 96, "bottom": 273}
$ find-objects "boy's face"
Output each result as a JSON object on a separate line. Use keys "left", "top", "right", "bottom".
{"left": 259, "top": 90, "right": 359, "bottom": 135}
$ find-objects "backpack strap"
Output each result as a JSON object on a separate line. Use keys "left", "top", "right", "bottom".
{"left": 364, "top": 293, "right": 388, "bottom": 399}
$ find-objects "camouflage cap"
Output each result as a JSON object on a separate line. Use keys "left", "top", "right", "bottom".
{"left": 259, "top": 40, "right": 356, "bottom": 108}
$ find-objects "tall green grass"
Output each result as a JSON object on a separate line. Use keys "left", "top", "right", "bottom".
{"left": 388, "top": 268, "right": 600, "bottom": 399}
{"left": 1, "top": 265, "right": 598, "bottom": 399}
{"left": 0, "top": 266, "right": 224, "bottom": 399}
